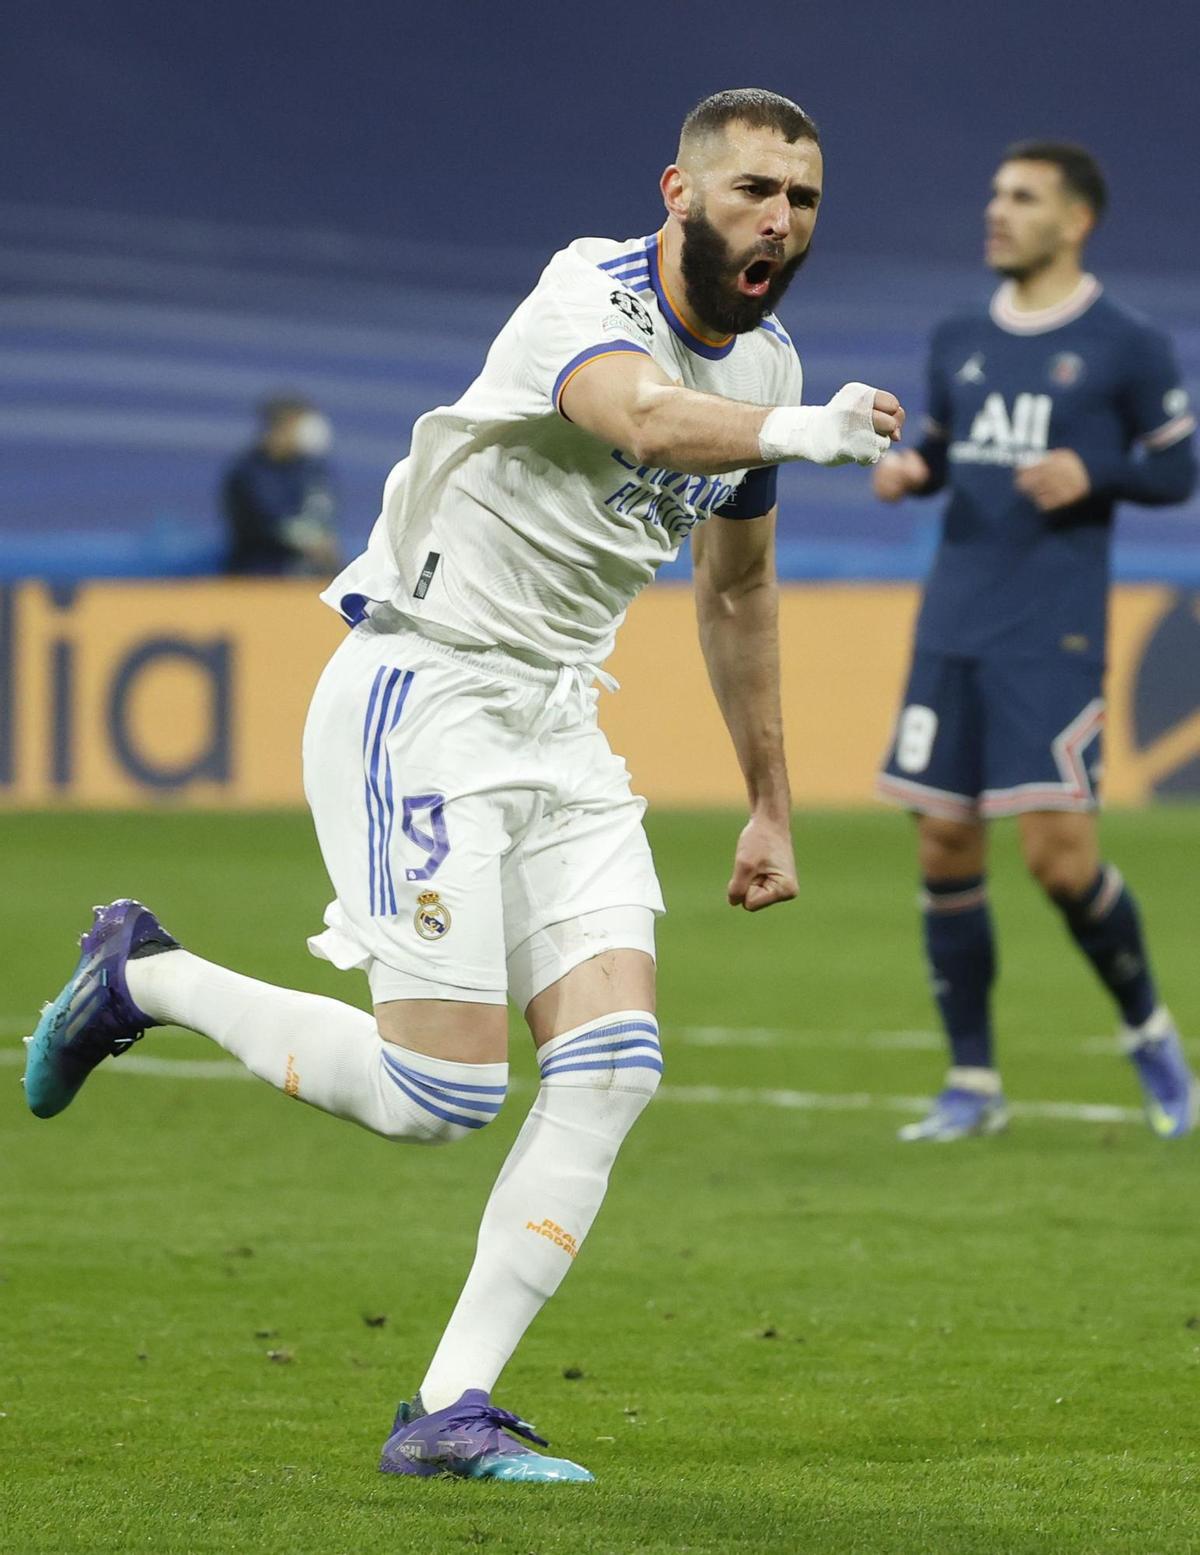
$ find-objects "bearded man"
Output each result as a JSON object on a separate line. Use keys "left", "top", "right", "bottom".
{"left": 25, "top": 88, "right": 903, "bottom": 1481}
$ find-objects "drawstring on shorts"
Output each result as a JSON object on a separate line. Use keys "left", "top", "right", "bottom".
{"left": 539, "top": 663, "right": 619, "bottom": 732}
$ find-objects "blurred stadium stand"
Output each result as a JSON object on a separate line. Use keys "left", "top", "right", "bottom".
{"left": 1, "top": 3, "right": 1197, "bottom": 584}
{"left": 2, "top": 201, "right": 1196, "bottom": 584}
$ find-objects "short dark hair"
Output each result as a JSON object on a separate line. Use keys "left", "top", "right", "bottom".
{"left": 1002, "top": 140, "right": 1108, "bottom": 220}
{"left": 681, "top": 88, "right": 819, "bottom": 149}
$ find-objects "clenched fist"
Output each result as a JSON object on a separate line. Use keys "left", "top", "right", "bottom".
{"left": 758, "top": 383, "right": 907, "bottom": 468}
{"left": 871, "top": 390, "right": 906, "bottom": 443}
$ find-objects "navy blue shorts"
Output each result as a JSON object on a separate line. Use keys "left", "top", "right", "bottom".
{"left": 877, "top": 650, "right": 1105, "bottom": 820}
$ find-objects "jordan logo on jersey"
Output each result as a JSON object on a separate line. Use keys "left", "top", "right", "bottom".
{"left": 950, "top": 392, "right": 1052, "bottom": 467}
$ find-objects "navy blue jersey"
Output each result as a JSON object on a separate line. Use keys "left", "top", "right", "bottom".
{"left": 222, "top": 448, "right": 335, "bottom": 575}
{"left": 913, "top": 278, "right": 1196, "bottom": 660}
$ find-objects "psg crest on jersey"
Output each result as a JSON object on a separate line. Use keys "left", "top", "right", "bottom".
{"left": 414, "top": 890, "right": 451, "bottom": 940}
{"left": 1048, "top": 352, "right": 1085, "bottom": 387}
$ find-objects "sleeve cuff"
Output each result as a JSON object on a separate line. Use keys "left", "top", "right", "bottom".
{"left": 1140, "top": 412, "right": 1197, "bottom": 451}
{"left": 714, "top": 465, "right": 778, "bottom": 520}
{"left": 1078, "top": 450, "right": 1128, "bottom": 496}
{"left": 553, "top": 341, "right": 652, "bottom": 418}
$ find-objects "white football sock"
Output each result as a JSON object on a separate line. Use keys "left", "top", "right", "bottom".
{"left": 418, "top": 1011, "right": 662, "bottom": 1411}
{"left": 946, "top": 1065, "right": 1002, "bottom": 1096}
{"left": 125, "top": 949, "right": 506, "bottom": 1143}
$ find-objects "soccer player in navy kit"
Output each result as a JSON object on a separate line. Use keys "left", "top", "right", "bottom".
{"left": 874, "top": 142, "right": 1197, "bottom": 1140}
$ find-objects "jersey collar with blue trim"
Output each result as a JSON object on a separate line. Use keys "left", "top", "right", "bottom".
{"left": 645, "top": 229, "right": 737, "bottom": 361}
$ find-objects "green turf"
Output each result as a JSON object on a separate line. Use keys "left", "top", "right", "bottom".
{"left": 2, "top": 808, "right": 1199, "bottom": 1554}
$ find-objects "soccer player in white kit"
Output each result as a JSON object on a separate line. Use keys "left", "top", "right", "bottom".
{"left": 25, "top": 89, "right": 904, "bottom": 1482}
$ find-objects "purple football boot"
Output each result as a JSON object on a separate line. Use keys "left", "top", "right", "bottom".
{"left": 897, "top": 1086, "right": 1009, "bottom": 1142}
{"left": 23, "top": 899, "right": 179, "bottom": 1118}
{"left": 1124, "top": 1009, "right": 1198, "bottom": 1139}
{"left": 379, "top": 1390, "right": 594, "bottom": 1482}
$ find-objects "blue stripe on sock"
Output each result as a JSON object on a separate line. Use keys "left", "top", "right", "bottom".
{"left": 381, "top": 1065, "right": 490, "bottom": 1129}
{"left": 548, "top": 1024, "right": 659, "bottom": 1060}
{"left": 553, "top": 1019, "right": 659, "bottom": 1048}
{"left": 384, "top": 1071, "right": 505, "bottom": 1116}
{"left": 539, "top": 1055, "right": 665, "bottom": 1078}
{"left": 540, "top": 1037, "right": 661, "bottom": 1069}
{"left": 382, "top": 1070, "right": 506, "bottom": 1113}
{"left": 380, "top": 1049, "right": 508, "bottom": 1098}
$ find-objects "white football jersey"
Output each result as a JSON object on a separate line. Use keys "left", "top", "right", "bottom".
{"left": 323, "top": 229, "right": 805, "bottom": 665}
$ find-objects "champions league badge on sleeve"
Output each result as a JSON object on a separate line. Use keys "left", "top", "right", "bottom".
{"left": 607, "top": 289, "right": 655, "bottom": 339}
{"left": 414, "top": 891, "right": 451, "bottom": 940}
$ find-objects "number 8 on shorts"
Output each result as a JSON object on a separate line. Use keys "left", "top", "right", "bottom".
{"left": 896, "top": 704, "right": 938, "bottom": 774}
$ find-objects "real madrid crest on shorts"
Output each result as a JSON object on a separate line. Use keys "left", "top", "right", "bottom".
{"left": 413, "top": 890, "right": 451, "bottom": 941}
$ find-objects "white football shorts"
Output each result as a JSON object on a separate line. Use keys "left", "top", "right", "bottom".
{"left": 301, "top": 622, "right": 664, "bottom": 1008}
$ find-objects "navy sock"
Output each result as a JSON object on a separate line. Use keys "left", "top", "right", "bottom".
{"left": 1052, "top": 864, "right": 1158, "bottom": 1028}
{"left": 921, "top": 875, "right": 996, "bottom": 1070}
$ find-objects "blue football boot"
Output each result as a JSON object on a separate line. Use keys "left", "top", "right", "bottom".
{"left": 379, "top": 1389, "right": 594, "bottom": 1482}
{"left": 898, "top": 1081, "right": 1008, "bottom": 1142}
{"left": 23, "top": 899, "right": 179, "bottom": 1119}
{"left": 1124, "top": 1009, "right": 1198, "bottom": 1139}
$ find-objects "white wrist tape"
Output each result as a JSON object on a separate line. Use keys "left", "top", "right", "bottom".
{"left": 758, "top": 382, "right": 891, "bottom": 467}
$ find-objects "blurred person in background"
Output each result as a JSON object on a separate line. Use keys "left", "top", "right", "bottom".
{"left": 223, "top": 394, "right": 339, "bottom": 575}
{"left": 873, "top": 141, "right": 1197, "bottom": 1142}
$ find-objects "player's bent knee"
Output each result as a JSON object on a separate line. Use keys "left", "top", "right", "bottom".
{"left": 1026, "top": 850, "right": 1094, "bottom": 901}
{"left": 401, "top": 1106, "right": 504, "bottom": 1147}
{"left": 536, "top": 1010, "right": 663, "bottom": 1100}
{"left": 375, "top": 1045, "right": 509, "bottom": 1145}
{"left": 1020, "top": 833, "right": 1090, "bottom": 897}
{"left": 917, "top": 814, "right": 985, "bottom": 877}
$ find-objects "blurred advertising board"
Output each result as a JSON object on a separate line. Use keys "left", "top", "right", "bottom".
{"left": 0, "top": 581, "right": 1196, "bottom": 808}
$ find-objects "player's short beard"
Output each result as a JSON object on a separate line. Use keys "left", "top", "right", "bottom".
{"left": 992, "top": 256, "right": 1050, "bottom": 282}
{"left": 989, "top": 236, "right": 1061, "bottom": 284}
{"left": 679, "top": 204, "right": 809, "bottom": 335}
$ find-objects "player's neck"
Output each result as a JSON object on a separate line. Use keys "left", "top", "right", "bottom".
{"left": 1005, "top": 256, "right": 1087, "bottom": 314}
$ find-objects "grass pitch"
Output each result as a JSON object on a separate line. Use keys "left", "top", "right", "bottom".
{"left": 2, "top": 807, "right": 1199, "bottom": 1555}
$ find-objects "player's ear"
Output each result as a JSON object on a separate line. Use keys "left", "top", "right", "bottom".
{"left": 661, "top": 164, "right": 691, "bottom": 219}
{"left": 1064, "top": 198, "right": 1095, "bottom": 248}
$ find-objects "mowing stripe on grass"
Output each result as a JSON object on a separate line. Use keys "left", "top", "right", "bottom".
{"left": 679, "top": 1026, "right": 946, "bottom": 1050}
{"left": 1, "top": 1018, "right": 1141, "bottom": 1053}
{"left": 0, "top": 1041, "right": 1144, "bottom": 1124}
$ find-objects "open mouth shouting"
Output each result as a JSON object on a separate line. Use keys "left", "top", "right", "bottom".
{"left": 737, "top": 253, "right": 783, "bottom": 298}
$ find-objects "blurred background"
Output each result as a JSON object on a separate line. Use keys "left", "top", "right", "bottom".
{"left": 1, "top": 0, "right": 1198, "bottom": 805}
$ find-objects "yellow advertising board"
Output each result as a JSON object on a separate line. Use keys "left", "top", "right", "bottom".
{"left": 0, "top": 580, "right": 1197, "bottom": 809}
{"left": 0, "top": 581, "right": 343, "bottom": 808}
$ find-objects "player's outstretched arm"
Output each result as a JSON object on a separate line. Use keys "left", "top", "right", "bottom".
{"left": 691, "top": 510, "right": 797, "bottom": 913}
{"left": 560, "top": 352, "right": 903, "bottom": 477}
